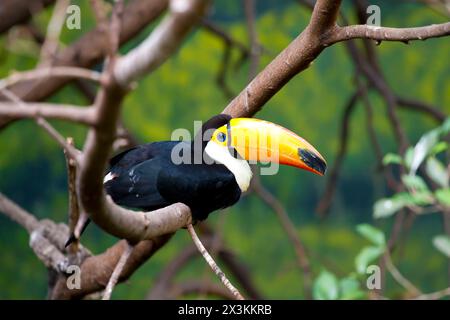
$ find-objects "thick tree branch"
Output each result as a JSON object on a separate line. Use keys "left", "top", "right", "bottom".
{"left": 51, "top": 236, "right": 173, "bottom": 299}
{"left": 0, "top": 0, "right": 55, "bottom": 34}
{"left": 114, "top": 0, "right": 209, "bottom": 86}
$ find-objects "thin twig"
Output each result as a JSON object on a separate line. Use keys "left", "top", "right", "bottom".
{"left": 385, "top": 251, "right": 422, "bottom": 296}
{"left": 316, "top": 90, "right": 359, "bottom": 215}
{"left": 0, "top": 66, "right": 102, "bottom": 92}
{"left": 244, "top": 0, "right": 260, "bottom": 81}
{"left": 40, "top": 0, "right": 70, "bottom": 63}
{"left": 186, "top": 224, "right": 244, "bottom": 300}
{"left": 0, "top": 88, "right": 82, "bottom": 162}
{"left": 102, "top": 241, "right": 134, "bottom": 300}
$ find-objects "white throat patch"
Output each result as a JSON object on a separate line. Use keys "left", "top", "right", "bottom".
{"left": 205, "top": 141, "right": 253, "bottom": 192}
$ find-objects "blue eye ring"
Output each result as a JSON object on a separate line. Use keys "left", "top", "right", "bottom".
{"left": 217, "top": 132, "right": 227, "bottom": 142}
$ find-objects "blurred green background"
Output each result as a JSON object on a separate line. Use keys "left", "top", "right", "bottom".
{"left": 0, "top": 0, "right": 449, "bottom": 299}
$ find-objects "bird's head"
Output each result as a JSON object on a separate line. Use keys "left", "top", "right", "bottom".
{"left": 203, "top": 116, "right": 327, "bottom": 176}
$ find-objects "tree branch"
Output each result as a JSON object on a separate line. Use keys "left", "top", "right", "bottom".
{"left": 329, "top": 22, "right": 450, "bottom": 44}
{"left": 114, "top": 0, "right": 209, "bottom": 86}
{"left": 0, "top": 66, "right": 102, "bottom": 92}
{"left": 0, "top": 0, "right": 55, "bottom": 34}
{"left": 102, "top": 241, "right": 134, "bottom": 300}
{"left": 0, "top": 193, "right": 39, "bottom": 233}
{"left": 0, "top": 102, "right": 96, "bottom": 125}
{"left": 186, "top": 224, "right": 244, "bottom": 300}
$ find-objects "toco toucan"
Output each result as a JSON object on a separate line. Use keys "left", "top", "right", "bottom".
{"left": 65, "top": 114, "right": 326, "bottom": 247}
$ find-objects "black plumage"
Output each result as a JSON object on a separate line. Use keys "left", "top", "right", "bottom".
{"left": 104, "top": 140, "right": 241, "bottom": 220}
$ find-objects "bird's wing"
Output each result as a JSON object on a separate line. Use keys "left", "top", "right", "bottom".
{"left": 104, "top": 142, "right": 178, "bottom": 210}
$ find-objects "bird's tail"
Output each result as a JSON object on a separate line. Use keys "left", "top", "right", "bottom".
{"left": 64, "top": 217, "right": 91, "bottom": 248}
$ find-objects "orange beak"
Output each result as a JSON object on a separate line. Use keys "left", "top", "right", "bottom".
{"left": 211, "top": 118, "right": 327, "bottom": 175}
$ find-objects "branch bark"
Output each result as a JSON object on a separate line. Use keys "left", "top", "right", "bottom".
{"left": 0, "top": 0, "right": 55, "bottom": 34}
{"left": 328, "top": 22, "right": 450, "bottom": 44}
{"left": 0, "top": 102, "right": 96, "bottom": 125}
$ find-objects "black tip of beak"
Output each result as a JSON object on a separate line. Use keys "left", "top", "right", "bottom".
{"left": 298, "top": 148, "right": 327, "bottom": 175}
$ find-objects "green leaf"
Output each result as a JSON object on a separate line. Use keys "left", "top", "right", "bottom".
{"left": 382, "top": 153, "right": 403, "bottom": 166}
{"left": 404, "top": 147, "right": 414, "bottom": 170}
{"left": 313, "top": 270, "right": 339, "bottom": 300}
{"left": 408, "top": 191, "right": 434, "bottom": 206}
{"left": 373, "top": 197, "right": 406, "bottom": 219}
{"left": 435, "top": 189, "right": 450, "bottom": 207}
{"left": 410, "top": 129, "right": 440, "bottom": 174}
{"left": 426, "top": 157, "right": 448, "bottom": 188}
{"left": 402, "top": 174, "right": 429, "bottom": 192}
{"left": 355, "top": 246, "right": 384, "bottom": 274}
{"left": 339, "top": 277, "right": 366, "bottom": 300}
{"left": 430, "top": 141, "right": 449, "bottom": 156}
{"left": 433, "top": 235, "right": 450, "bottom": 258}
{"left": 356, "top": 224, "right": 386, "bottom": 247}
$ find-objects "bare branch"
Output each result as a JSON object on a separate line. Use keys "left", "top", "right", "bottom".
{"left": 0, "top": 102, "right": 96, "bottom": 125}
{"left": 186, "top": 224, "right": 244, "bottom": 300}
{"left": 329, "top": 22, "right": 450, "bottom": 44}
{"left": 51, "top": 236, "right": 173, "bottom": 299}
{"left": 0, "top": 0, "right": 55, "bottom": 34}
{"left": 35, "top": 117, "right": 82, "bottom": 163}
{"left": 40, "top": 0, "right": 70, "bottom": 63}
{"left": 147, "top": 234, "right": 262, "bottom": 299}
{"left": 114, "top": 0, "right": 209, "bottom": 87}
{"left": 0, "top": 89, "right": 82, "bottom": 162}
{"left": 103, "top": 241, "right": 134, "bottom": 300}
{"left": 396, "top": 96, "right": 447, "bottom": 122}
{"left": 244, "top": 0, "right": 260, "bottom": 81}
{"left": 0, "top": 192, "right": 39, "bottom": 233}
{"left": 316, "top": 90, "right": 359, "bottom": 215}
{"left": 385, "top": 251, "right": 422, "bottom": 296}
{"left": 0, "top": 67, "right": 102, "bottom": 92}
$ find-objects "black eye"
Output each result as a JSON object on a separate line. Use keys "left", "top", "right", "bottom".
{"left": 217, "top": 132, "right": 226, "bottom": 142}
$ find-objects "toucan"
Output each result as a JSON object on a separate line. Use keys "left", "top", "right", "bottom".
{"left": 65, "top": 114, "right": 326, "bottom": 247}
